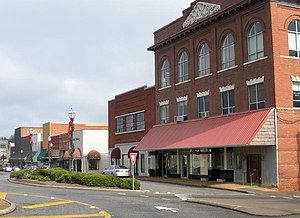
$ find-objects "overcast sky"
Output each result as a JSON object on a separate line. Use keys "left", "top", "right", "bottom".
{"left": 0, "top": 0, "right": 190, "bottom": 138}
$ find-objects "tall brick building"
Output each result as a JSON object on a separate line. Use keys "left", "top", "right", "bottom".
{"left": 134, "top": 0, "right": 300, "bottom": 190}
{"left": 108, "top": 86, "right": 155, "bottom": 175}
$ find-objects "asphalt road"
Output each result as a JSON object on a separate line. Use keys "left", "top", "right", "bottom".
{"left": 0, "top": 172, "right": 299, "bottom": 218}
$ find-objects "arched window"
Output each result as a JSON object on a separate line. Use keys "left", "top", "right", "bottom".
{"left": 161, "top": 59, "right": 170, "bottom": 88}
{"left": 288, "top": 19, "right": 300, "bottom": 57}
{"left": 198, "top": 43, "right": 210, "bottom": 76}
{"left": 248, "top": 22, "right": 264, "bottom": 61}
{"left": 221, "top": 33, "right": 235, "bottom": 69}
{"left": 178, "top": 51, "right": 189, "bottom": 83}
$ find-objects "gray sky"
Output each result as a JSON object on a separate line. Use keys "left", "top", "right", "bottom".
{"left": 0, "top": 0, "right": 190, "bottom": 138}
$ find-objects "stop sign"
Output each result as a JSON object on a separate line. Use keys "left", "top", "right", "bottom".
{"left": 129, "top": 153, "right": 137, "bottom": 165}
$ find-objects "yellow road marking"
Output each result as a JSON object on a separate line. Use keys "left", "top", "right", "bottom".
{"left": 3, "top": 213, "right": 111, "bottom": 218}
{"left": 0, "top": 192, "right": 7, "bottom": 199}
{"left": 22, "top": 200, "right": 74, "bottom": 209}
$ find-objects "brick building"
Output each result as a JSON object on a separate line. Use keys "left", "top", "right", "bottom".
{"left": 108, "top": 86, "right": 155, "bottom": 176}
{"left": 134, "top": 0, "right": 300, "bottom": 190}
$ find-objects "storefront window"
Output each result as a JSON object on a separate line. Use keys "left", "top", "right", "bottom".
{"left": 141, "top": 154, "right": 145, "bottom": 173}
{"left": 212, "top": 148, "right": 224, "bottom": 169}
{"left": 191, "top": 154, "right": 200, "bottom": 175}
{"left": 88, "top": 159, "right": 98, "bottom": 170}
{"left": 169, "top": 154, "right": 177, "bottom": 174}
{"left": 226, "top": 148, "right": 234, "bottom": 169}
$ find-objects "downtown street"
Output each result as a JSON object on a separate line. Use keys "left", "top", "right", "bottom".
{"left": 0, "top": 172, "right": 300, "bottom": 218}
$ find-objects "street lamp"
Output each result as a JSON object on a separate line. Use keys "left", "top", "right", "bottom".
{"left": 48, "top": 136, "right": 51, "bottom": 168}
{"left": 20, "top": 149, "right": 23, "bottom": 168}
{"left": 68, "top": 108, "right": 76, "bottom": 171}
{"left": 29, "top": 128, "right": 33, "bottom": 167}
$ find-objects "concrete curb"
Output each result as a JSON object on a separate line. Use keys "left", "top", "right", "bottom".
{"left": 0, "top": 199, "right": 16, "bottom": 216}
{"left": 8, "top": 178, "right": 149, "bottom": 193}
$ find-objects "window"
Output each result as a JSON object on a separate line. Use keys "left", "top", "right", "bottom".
{"left": 169, "top": 153, "right": 178, "bottom": 174}
{"left": 198, "top": 95, "right": 210, "bottom": 118}
{"left": 160, "top": 104, "right": 169, "bottom": 124}
{"left": 88, "top": 159, "right": 99, "bottom": 170}
{"left": 116, "top": 117, "right": 124, "bottom": 133}
{"left": 248, "top": 22, "right": 264, "bottom": 61}
{"left": 221, "top": 33, "right": 235, "bottom": 69}
{"left": 141, "top": 154, "right": 145, "bottom": 173}
{"left": 178, "top": 51, "right": 189, "bottom": 82}
{"left": 161, "top": 59, "right": 170, "bottom": 88}
{"left": 288, "top": 19, "right": 300, "bottom": 57}
{"left": 125, "top": 115, "right": 134, "bottom": 131}
{"left": 198, "top": 43, "right": 210, "bottom": 76}
{"left": 293, "top": 81, "right": 300, "bottom": 107}
{"left": 177, "top": 100, "right": 188, "bottom": 116}
{"left": 249, "top": 83, "right": 265, "bottom": 110}
{"left": 136, "top": 112, "right": 145, "bottom": 130}
{"left": 221, "top": 90, "right": 235, "bottom": 114}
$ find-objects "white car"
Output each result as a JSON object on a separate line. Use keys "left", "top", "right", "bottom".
{"left": 103, "top": 165, "right": 131, "bottom": 177}
{"left": 4, "top": 166, "right": 13, "bottom": 172}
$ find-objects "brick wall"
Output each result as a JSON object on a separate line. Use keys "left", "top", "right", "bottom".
{"left": 108, "top": 86, "right": 155, "bottom": 149}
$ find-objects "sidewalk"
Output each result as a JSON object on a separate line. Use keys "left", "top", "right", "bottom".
{"left": 137, "top": 176, "right": 300, "bottom": 217}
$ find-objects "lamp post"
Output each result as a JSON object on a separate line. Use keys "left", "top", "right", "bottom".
{"left": 48, "top": 136, "right": 51, "bottom": 168}
{"left": 68, "top": 108, "right": 76, "bottom": 172}
{"left": 29, "top": 128, "right": 33, "bottom": 167}
{"left": 20, "top": 149, "right": 23, "bottom": 168}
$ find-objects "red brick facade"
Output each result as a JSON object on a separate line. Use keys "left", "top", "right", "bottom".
{"left": 148, "top": 0, "right": 300, "bottom": 190}
{"left": 108, "top": 86, "right": 155, "bottom": 149}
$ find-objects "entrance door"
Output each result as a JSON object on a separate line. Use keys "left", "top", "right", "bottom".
{"left": 162, "top": 154, "right": 167, "bottom": 177}
{"left": 182, "top": 155, "right": 188, "bottom": 179}
{"left": 247, "top": 154, "right": 261, "bottom": 184}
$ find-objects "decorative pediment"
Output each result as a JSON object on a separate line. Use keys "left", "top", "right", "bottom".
{"left": 183, "top": 2, "right": 221, "bottom": 28}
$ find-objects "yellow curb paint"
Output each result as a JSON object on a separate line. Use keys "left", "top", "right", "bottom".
{"left": 0, "top": 192, "right": 7, "bottom": 199}
{"left": 3, "top": 213, "right": 111, "bottom": 218}
{"left": 22, "top": 200, "right": 74, "bottom": 209}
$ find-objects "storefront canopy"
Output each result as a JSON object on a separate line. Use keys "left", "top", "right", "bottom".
{"left": 63, "top": 148, "right": 81, "bottom": 160}
{"left": 111, "top": 147, "right": 121, "bottom": 159}
{"left": 135, "top": 108, "right": 274, "bottom": 151}
{"left": 37, "top": 149, "right": 47, "bottom": 161}
{"left": 128, "top": 146, "right": 138, "bottom": 158}
{"left": 87, "top": 150, "right": 101, "bottom": 159}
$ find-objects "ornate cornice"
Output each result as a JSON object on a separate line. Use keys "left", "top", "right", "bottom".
{"left": 183, "top": 2, "right": 221, "bottom": 28}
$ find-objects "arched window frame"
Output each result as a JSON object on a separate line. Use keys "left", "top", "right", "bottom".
{"left": 198, "top": 43, "right": 210, "bottom": 76}
{"left": 178, "top": 51, "right": 189, "bottom": 83}
{"left": 247, "top": 22, "right": 264, "bottom": 61}
{"left": 288, "top": 19, "right": 300, "bottom": 57}
{"left": 221, "top": 33, "right": 235, "bottom": 69}
{"left": 160, "top": 59, "right": 170, "bottom": 88}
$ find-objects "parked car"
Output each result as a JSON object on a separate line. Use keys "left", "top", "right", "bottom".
{"left": 12, "top": 166, "right": 21, "bottom": 171}
{"left": 0, "top": 166, "right": 4, "bottom": 171}
{"left": 4, "top": 166, "right": 13, "bottom": 172}
{"left": 103, "top": 165, "right": 131, "bottom": 177}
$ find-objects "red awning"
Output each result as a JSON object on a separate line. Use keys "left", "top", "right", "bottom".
{"left": 135, "top": 108, "right": 274, "bottom": 151}
{"left": 111, "top": 147, "right": 121, "bottom": 159}
{"left": 87, "top": 150, "right": 101, "bottom": 159}
{"left": 128, "top": 146, "right": 138, "bottom": 158}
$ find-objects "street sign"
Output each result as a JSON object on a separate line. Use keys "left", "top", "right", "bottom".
{"left": 130, "top": 153, "right": 137, "bottom": 165}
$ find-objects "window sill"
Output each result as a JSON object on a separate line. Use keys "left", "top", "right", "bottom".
{"left": 195, "top": 73, "right": 213, "bottom": 80}
{"left": 280, "top": 55, "right": 300, "bottom": 60}
{"left": 158, "top": 86, "right": 171, "bottom": 91}
{"left": 217, "top": 65, "right": 238, "bottom": 74}
{"left": 243, "top": 56, "right": 268, "bottom": 66}
{"left": 115, "top": 129, "right": 145, "bottom": 135}
{"left": 175, "top": 79, "right": 191, "bottom": 86}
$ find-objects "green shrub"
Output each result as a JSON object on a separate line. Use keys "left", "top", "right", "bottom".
{"left": 118, "top": 178, "right": 140, "bottom": 190}
{"left": 10, "top": 168, "right": 141, "bottom": 190}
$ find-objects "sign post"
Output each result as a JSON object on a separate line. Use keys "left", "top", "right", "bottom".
{"left": 129, "top": 153, "right": 137, "bottom": 190}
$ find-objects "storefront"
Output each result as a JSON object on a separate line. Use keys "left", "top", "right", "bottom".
{"left": 135, "top": 108, "right": 277, "bottom": 187}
